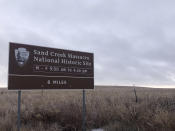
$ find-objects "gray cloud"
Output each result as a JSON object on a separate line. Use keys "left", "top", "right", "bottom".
{"left": 1, "top": 0, "right": 175, "bottom": 87}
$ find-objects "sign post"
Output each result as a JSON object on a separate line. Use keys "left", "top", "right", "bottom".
{"left": 82, "top": 89, "right": 86, "bottom": 131}
{"left": 8, "top": 42, "right": 94, "bottom": 130}
{"left": 17, "top": 90, "right": 21, "bottom": 131}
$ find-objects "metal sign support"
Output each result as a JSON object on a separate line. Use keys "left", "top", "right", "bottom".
{"left": 82, "top": 89, "right": 86, "bottom": 131}
{"left": 17, "top": 90, "right": 21, "bottom": 131}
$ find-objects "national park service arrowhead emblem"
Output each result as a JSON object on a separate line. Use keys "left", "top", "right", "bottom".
{"left": 15, "top": 48, "right": 29, "bottom": 67}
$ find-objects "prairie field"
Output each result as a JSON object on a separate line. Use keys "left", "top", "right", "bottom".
{"left": 1, "top": 86, "right": 175, "bottom": 131}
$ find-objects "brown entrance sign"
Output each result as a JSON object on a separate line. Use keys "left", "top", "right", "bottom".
{"left": 8, "top": 42, "right": 94, "bottom": 90}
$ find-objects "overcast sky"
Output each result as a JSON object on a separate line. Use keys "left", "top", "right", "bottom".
{"left": 1, "top": 0, "right": 175, "bottom": 88}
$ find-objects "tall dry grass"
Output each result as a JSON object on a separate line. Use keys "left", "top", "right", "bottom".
{"left": 0, "top": 86, "right": 175, "bottom": 131}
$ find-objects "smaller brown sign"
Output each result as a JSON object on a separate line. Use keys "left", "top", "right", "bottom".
{"left": 8, "top": 42, "right": 94, "bottom": 90}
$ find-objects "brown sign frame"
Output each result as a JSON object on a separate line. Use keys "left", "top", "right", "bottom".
{"left": 8, "top": 42, "right": 94, "bottom": 90}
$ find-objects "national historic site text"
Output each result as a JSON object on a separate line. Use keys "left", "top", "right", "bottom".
{"left": 33, "top": 49, "right": 92, "bottom": 66}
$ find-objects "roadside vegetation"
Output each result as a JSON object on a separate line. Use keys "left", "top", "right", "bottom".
{"left": 1, "top": 86, "right": 175, "bottom": 131}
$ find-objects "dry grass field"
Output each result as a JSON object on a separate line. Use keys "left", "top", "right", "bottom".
{"left": 1, "top": 86, "right": 175, "bottom": 131}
